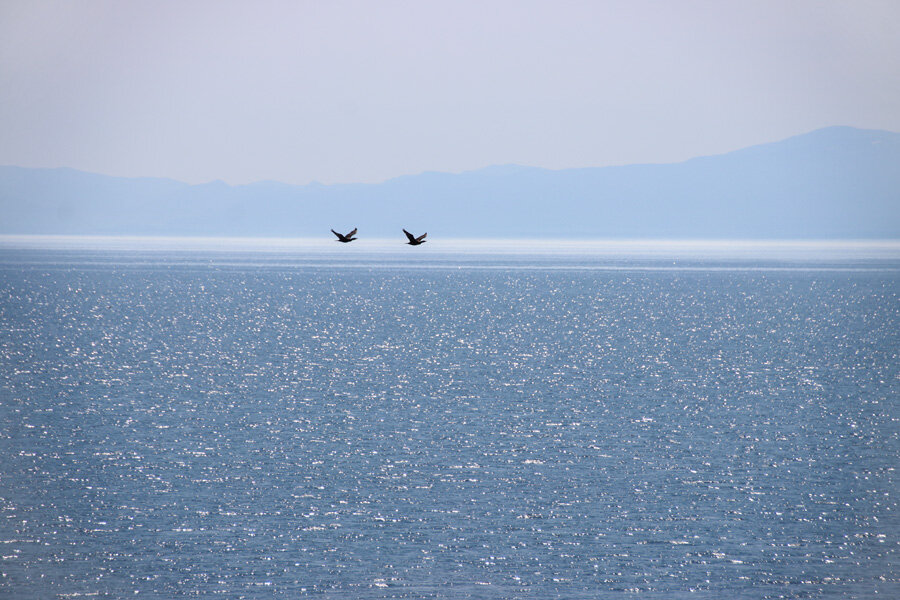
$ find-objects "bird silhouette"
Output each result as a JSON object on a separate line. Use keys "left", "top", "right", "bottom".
{"left": 331, "top": 228, "right": 358, "bottom": 243}
{"left": 403, "top": 229, "right": 427, "bottom": 245}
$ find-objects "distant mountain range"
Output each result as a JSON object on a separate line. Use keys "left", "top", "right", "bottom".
{"left": 2, "top": 126, "right": 898, "bottom": 238}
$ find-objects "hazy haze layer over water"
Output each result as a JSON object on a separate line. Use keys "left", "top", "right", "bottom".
{"left": 1, "top": 240, "right": 898, "bottom": 598}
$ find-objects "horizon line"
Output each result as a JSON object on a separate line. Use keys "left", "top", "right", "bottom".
{"left": 2, "top": 234, "right": 899, "bottom": 258}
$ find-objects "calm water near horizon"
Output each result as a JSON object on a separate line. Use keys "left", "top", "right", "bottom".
{"left": 1, "top": 239, "right": 898, "bottom": 598}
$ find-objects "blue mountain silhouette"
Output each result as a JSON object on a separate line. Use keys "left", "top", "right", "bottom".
{"left": 2, "top": 126, "right": 898, "bottom": 238}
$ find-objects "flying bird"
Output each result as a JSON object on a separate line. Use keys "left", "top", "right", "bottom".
{"left": 403, "top": 229, "right": 427, "bottom": 245}
{"left": 331, "top": 228, "right": 358, "bottom": 243}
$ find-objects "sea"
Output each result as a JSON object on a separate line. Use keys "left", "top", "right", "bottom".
{"left": 1, "top": 237, "right": 898, "bottom": 599}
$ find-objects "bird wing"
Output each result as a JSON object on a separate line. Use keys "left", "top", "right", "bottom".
{"left": 347, "top": 228, "right": 357, "bottom": 237}
{"left": 331, "top": 229, "right": 343, "bottom": 240}
{"left": 416, "top": 232, "right": 427, "bottom": 242}
{"left": 403, "top": 229, "right": 416, "bottom": 242}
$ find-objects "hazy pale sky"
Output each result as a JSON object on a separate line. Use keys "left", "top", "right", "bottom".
{"left": 1, "top": 0, "right": 898, "bottom": 185}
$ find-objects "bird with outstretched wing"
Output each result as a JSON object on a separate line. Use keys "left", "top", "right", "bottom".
{"left": 331, "top": 228, "right": 358, "bottom": 242}
{"left": 403, "top": 229, "right": 427, "bottom": 245}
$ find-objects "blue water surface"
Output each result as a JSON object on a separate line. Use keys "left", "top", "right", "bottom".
{"left": 1, "top": 241, "right": 898, "bottom": 598}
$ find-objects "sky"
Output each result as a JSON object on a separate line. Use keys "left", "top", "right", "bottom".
{"left": 1, "top": 0, "right": 899, "bottom": 185}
